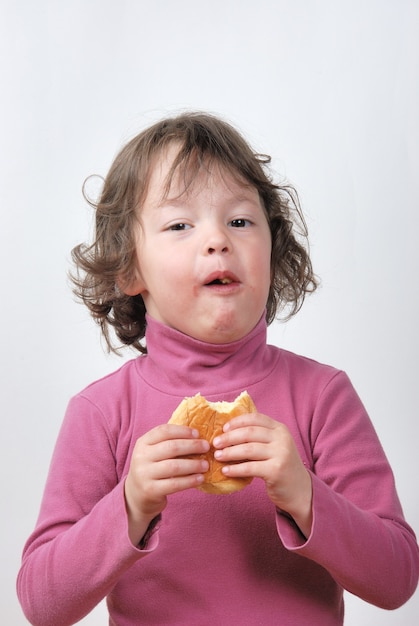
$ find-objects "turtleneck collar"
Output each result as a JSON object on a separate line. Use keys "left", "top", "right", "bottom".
{"left": 137, "top": 313, "right": 279, "bottom": 397}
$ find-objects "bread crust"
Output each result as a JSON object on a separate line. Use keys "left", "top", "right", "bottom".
{"left": 168, "top": 391, "right": 256, "bottom": 494}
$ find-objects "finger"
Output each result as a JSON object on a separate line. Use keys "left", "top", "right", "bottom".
{"left": 214, "top": 441, "right": 268, "bottom": 464}
{"left": 135, "top": 431, "right": 210, "bottom": 463}
{"left": 152, "top": 472, "right": 207, "bottom": 496}
{"left": 142, "top": 457, "right": 210, "bottom": 499}
{"left": 145, "top": 423, "right": 204, "bottom": 445}
{"left": 222, "top": 412, "right": 277, "bottom": 433}
{"left": 156, "top": 437, "right": 210, "bottom": 461}
{"left": 213, "top": 425, "right": 272, "bottom": 449}
{"left": 150, "top": 457, "right": 209, "bottom": 481}
{"left": 220, "top": 459, "right": 270, "bottom": 482}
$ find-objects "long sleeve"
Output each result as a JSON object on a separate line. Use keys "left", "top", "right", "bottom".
{"left": 16, "top": 319, "right": 419, "bottom": 625}
{"left": 275, "top": 370, "right": 419, "bottom": 609}
{"left": 16, "top": 395, "right": 158, "bottom": 626}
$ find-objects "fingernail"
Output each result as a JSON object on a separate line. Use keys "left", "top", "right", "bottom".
{"left": 213, "top": 436, "right": 221, "bottom": 447}
{"left": 214, "top": 450, "right": 222, "bottom": 459}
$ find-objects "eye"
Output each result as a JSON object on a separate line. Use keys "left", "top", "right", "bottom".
{"left": 229, "top": 218, "right": 252, "bottom": 228}
{"left": 168, "top": 222, "right": 192, "bottom": 231}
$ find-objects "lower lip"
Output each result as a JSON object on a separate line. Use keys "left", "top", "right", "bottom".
{"left": 204, "top": 282, "right": 241, "bottom": 294}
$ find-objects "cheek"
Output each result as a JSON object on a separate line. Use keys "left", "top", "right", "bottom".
{"left": 259, "top": 250, "right": 273, "bottom": 300}
{"left": 252, "top": 241, "right": 271, "bottom": 279}
{"left": 145, "top": 252, "right": 189, "bottom": 297}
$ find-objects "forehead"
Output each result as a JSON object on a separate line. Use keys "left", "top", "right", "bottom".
{"left": 143, "top": 143, "right": 258, "bottom": 208}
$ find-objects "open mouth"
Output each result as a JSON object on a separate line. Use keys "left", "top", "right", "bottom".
{"left": 203, "top": 271, "right": 239, "bottom": 287}
{"left": 207, "top": 277, "right": 234, "bottom": 285}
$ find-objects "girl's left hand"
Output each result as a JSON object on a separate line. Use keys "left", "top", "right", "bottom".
{"left": 213, "top": 412, "right": 313, "bottom": 538}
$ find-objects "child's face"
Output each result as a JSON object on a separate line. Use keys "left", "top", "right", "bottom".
{"left": 126, "top": 145, "right": 272, "bottom": 344}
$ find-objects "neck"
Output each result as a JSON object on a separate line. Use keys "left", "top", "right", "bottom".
{"left": 139, "top": 314, "right": 276, "bottom": 397}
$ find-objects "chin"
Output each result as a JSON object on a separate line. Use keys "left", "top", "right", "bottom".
{"left": 203, "top": 318, "right": 255, "bottom": 345}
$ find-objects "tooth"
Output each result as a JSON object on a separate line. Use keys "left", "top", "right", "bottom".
{"left": 220, "top": 277, "right": 232, "bottom": 284}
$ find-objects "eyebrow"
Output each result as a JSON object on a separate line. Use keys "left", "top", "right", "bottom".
{"left": 154, "top": 189, "right": 260, "bottom": 210}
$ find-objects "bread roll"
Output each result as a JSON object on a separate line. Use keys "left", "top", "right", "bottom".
{"left": 168, "top": 391, "right": 256, "bottom": 494}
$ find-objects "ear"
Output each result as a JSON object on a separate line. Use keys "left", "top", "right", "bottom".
{"left": 118, "top": 270, "right": 147, "bottom": 296}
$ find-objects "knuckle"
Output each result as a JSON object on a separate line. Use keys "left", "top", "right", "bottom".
{"left": 167, "top": 439, "right": 182, "bottom": 456}
{"left": 242, "top": 442, "right": 254, "bottom": 458}
{"left": 270, "top": 458, "right": 284, "bottom": 477}
{"left": 167, "top": 458, "right": 182, "bottom": 475}
{"left": 142, "top": 482, "right": 160, "bottom": 502}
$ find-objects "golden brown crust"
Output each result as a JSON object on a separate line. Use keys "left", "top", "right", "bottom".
{"left": 168, "top": 391, "right": 257, "bottom": 494}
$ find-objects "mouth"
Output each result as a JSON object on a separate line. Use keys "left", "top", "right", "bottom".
{"left": 203, "top": 271, "right": 240, "bottom": 287}
{"left": 207, "top": 277, "right": 234, "bottom": 285}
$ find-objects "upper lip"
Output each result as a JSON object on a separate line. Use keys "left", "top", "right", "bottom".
{"left": 203, "top": 270, "right": 240, "bottom": 286}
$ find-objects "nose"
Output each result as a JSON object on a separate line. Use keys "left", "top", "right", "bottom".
{"left": 205, "top": 225, "right": 231, "bottom": 255}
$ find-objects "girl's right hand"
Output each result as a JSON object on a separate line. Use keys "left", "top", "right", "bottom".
{"left": 124, "top": 424, "right": 210, "bottom": 545}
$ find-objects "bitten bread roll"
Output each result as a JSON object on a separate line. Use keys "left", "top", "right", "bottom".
{"left": 168, "top": 391, "right": 257, "bottom": 495}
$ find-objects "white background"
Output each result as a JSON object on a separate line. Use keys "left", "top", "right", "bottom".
{"left": 1, "top": 1, "right": 418, "bottom": 624}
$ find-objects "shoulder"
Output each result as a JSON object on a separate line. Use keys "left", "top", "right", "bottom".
{"left": 62, "top": 356, "right": 146, "bottom": 447}
{"left": 271, "top": 344, "right": 344, "bottom": 385}
{"left": 79, "top": 356, "right": 143, "bottom": 396}
{"left": 66, "top": 356, "right": 146, "bottom": 422}
{"left": 260, "top": 345, "right": 356, "bottom": 420}
{"left": 270, "top": 346, "right": 363, "bottom": 420}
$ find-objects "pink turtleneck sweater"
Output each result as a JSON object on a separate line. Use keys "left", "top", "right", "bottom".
{"left": 17, "top": 316, "right": 418, "bottom": 625}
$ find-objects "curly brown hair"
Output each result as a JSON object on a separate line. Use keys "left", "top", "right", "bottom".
{"left": 71, "top": 112, "right": 318, "bottom": 353}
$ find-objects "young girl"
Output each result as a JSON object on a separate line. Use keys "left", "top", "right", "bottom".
{"left": 18, "top": 112, "right": 418, "bottom": 625}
